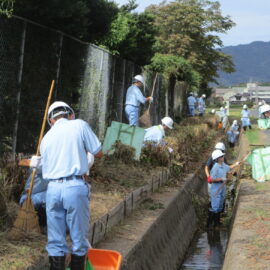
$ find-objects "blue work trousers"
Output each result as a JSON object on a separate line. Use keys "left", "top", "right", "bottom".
{"left": 125, "top": 104, "right": 139, "bottom": 126}
{"left": 46, "top": 178, "right": 90, "bottom": 256}
{"left": 189, "top": 105, "right": 195, "bottom": 116}
{"left": 210, "top": 182, "right": 226, "bottom": 213}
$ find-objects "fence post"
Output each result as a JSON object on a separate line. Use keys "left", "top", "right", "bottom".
{"left": 11, "top": 20, "right": 27, "bottom": 157}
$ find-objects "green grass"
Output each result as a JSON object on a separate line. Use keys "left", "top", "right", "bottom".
{"left": 245, "top": 129, "right": 261, "bottom": 145}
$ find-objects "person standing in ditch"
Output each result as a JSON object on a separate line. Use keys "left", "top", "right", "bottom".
{"left": 125, "top": 74, "right": 153, "bottom": 126}
{"left": 207, "top": 150, "right": 240, "bottom": 228}
{"left": 187, "top": 92, "right": 197, "bottom": 116}
{"left": 30, "top": 101, "right": 102, "bottom": 270}
{"left": 241, "top": 104, "right": 252, "bottom": 132}
{"left": 198, "top": 94, "right": 206, "bottom": 116}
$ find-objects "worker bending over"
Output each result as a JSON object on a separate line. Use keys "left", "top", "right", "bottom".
{"left": 241, "top": 104, "right": 251, "bottom": 131}
{"left": 144, "top": 117, "right": 174, "bottom": 145}
{"left": 207, "top": 150, "right": 240, "bottom": 228}
{"left": 227, "top": 120, "right": 239, "bottom": 148}
{"left": 125, "top": 75, "right": 153, "bottom": 126}
{"left": 30, "top": 101, "right": 102, "bottom": 270}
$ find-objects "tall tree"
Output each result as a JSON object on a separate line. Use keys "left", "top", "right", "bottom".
{"left": 147, "top": 0, "right": 235, "bottom": 89}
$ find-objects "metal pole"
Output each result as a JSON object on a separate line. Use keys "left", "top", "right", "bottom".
{"left": 11, "top": 20, "right": 27, "bottom": 157}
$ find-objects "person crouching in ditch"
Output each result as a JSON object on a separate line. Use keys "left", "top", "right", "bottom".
{"left": 207, "top": 150, "right": 240, "bottom": 228}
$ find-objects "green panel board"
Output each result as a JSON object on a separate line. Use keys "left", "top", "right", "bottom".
{"left": 102, "top": 121, "right": 146, "bottom": 159}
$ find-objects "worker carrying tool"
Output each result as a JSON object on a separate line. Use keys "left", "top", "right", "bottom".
{"left": 30, "top": 101, "right": 102, "bottom": 270}
{"left": 241, "top": 104, "right": 252, "bottom": 131}
{"left": 198, "top": 94, "right": 206, "bottom": 116}
{"left": 187, "top": 92, "right": 197, "bottom": 116}
{"left": 125, "top": 75, "right": 153, "bottom": 126}
{"left": 144, "top": 116, "right": 174, "bottom": 146}
{"left": 205, "top": 142, "right": 227, "bottom": 195}
{"left": 207, "top": 149, "right": 240, "bottom": 228}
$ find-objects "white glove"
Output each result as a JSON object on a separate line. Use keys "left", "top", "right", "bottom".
{"left": 86, "top": 153, "right": 95, "bottom": 175}
{"left": 30, "top": 155, "right": 41, "bottom": 168}
{"left": 149, "top": 96, "right": 153, "bottom": 103}
{"left": 168, "top": 147, "right": 173, "bottom": 153}
{"left": 235, "top": 161, "right": 240, "bottom": 166}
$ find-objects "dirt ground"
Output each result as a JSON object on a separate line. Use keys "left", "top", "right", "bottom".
{"left": 223, "top": 125, "right": 270, "bottom": 270}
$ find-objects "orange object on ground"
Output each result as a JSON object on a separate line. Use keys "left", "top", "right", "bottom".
{"left": 218, "top": 122, "right": 223, "bottom": 129}
{"left": 88, "top": 248, "right": 122, "bottom": 270}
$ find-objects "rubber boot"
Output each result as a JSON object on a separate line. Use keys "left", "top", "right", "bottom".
{"left": 70, "top": 254, "right": 86, "bottom": 270}
{"left": 49, "top": 256, "right": 65, "bottom": 270}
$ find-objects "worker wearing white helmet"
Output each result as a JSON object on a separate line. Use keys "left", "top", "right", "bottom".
{"left": 241, "top": 104, "right": 251, "bottom": 131}
{"left": 198, "top": 94, "right": 206, "bottom": 116}
{"left": 144, "top": 116, "right": 173, "bottom": 146}
{"left": 30, "top": 101, "right": 102, "bottom": 269}
{"left": 227, "top": 120, "right": 239, "bottom": 148}
{"left": 125, "top": 74, "right": 153, "bottom": 126}
{"left": 187, "top": 92, "right": 197, "bottom": 116}
{"left": 207, "top": 150, "right": 240, "bottom": 227}
{"left": 260, "top": 104, "right": 270, "bottom": 119}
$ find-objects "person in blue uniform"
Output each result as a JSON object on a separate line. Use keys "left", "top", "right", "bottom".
{"left": 241, "top": 104, "right": 251, "bottom": 131}
{"left": 198, "top": 94, "right": 206, "bottom": 116}
{"left": 30, "top": 101, "right": 102, "bottom": 270}
{"left": 187, "top": 92, "right": 197, "bottom": 116}
{"left": 125, "top": 75, "right": 153, "bottom": 126}
{"left": 144, "top": 116, "right": 174, "bottom": 145}
{"left": 207, "top": 150, "right": 240, "bottom": 228}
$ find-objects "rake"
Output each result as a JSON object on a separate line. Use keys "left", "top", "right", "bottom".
{"left": 9, "top": 80, "right": 55, "bottom": 239}
{"left": 139, "top": 73, "right": 158, "bottom": 128}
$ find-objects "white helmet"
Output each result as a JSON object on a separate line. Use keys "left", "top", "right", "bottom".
{"left": 260, "top": 104, "right": 270, "bottom": 114}
{"left": 202, "top": 94, "right": 206, "bottom": 98}
{"left": 220, "top": 107, "right": 224, "bottom": 111}
{"left": 243, "top": 104, "right": 247, "bottom": 109}
{"left": 47, "top": 101, "right": 75, "bottom": 124}
{"left": 211, "top": 109, "right": 216, "bottom": 114}
{"left": 215, "top": 142, "right": 225, "bottom": 151}
{"left": 258, "top": 102, "right": 262, "bottom": 106}
{"left": 233, "top": 120, "right": 237, "bottom": 125}
{"left": 161, "top": 116, "right": 174, "bottom": 129}
{"left": 212, "top": 149, "right": 225, "bottom": 160}
{"left": 189, "top": 92, "right": 193, "bottom": 96}
{"left": 134, "top": 75, "right": 145, "bottom": 85}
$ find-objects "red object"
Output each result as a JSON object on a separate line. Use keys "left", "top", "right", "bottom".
{"left": 207, "top": 176, "right": 212, "bottom": 183}
{"left": 88, "top": 248, "right": 122, "bottom": 270}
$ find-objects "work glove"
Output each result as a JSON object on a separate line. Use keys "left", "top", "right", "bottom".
{"left": 168, "top": 147, "right": 173, "bottom": 153}
{"left": 30, "top": 155, "right": 41, "bottom": 169}
{"left": 86, "top": 152, "right": 95, "bottom": 176}
{"left": 207, "top": 176, "right": 212, "bottom": 183}
{"left": 235, "top": 161, "right": 240, "bottom": 166}
{"left": 148, "top": 96, "right": 153, "bottom": 103}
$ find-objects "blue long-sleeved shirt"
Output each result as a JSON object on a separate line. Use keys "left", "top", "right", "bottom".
{"left": 125, "top": 85, "right": 146, "bottom": 107}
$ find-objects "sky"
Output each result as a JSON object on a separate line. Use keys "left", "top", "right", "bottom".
{"left": 114, "top": 0, "right": 270, "bottom": 47}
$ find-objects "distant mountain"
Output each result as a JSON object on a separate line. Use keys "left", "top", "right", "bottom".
{"left": 217, "top": 41, "right": 270, "bottom": 86}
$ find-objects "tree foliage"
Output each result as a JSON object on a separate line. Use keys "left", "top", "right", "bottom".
{"left": 13, "top": 0, "right": 118, "bottom": 41}
{"left": 147, "top": 0, "right": 235, "bottom": 88}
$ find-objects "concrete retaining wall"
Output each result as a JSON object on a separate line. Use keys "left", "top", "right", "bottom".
{"left": 120, "top": 167, "right": 208, "bottom": 270}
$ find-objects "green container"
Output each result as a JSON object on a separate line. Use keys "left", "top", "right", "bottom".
{"left": 257, "top": 119, "right": 270, "bottom": 129}
{"left": 102, "top": 121, "right": 146, "bottom": 160}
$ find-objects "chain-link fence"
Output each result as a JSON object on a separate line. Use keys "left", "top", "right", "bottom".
{"left": 0, "top": 15, "right": 187, "bottom": 155}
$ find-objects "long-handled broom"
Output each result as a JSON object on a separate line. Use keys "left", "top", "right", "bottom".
{"left": 139, "top": 73, "right": 158, "bottom": 128}
{"left": 9, "top": 80, "right": 55, "bottom": 239}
